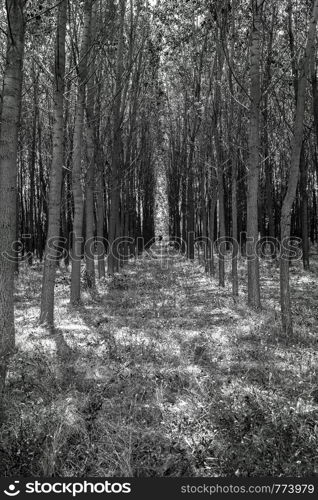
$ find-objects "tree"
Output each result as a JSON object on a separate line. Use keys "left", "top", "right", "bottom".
{"left": 70, "top": 0, "right": 93, "bottom": 304}
{"left": 39, "top": 0, "right": 67, "bottom": 325}
{"left": 0, "top": 0, "right": 25, "bottom": 418}
{"left": 246, "top": 0, "right": 263, "bottom": 309}
{"left": 107, "top": 0, "right": 127, "bottom": 275}
{"left": 84, "top": 6, "right": 97, "bottom": 290}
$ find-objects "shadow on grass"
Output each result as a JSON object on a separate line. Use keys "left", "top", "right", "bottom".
{"left": 1, "top": 251, "right": 318, "bottom": 476}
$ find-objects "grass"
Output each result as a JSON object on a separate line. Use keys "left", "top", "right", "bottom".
{"left": 0, "top": 247, "right": 318, "bottom": 477}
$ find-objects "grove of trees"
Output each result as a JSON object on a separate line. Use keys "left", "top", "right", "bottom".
{"left": 1, "top": 0, "right": 318, "bottom": 417}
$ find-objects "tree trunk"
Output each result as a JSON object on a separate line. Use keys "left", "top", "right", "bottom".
{"left": 0, "top": 0, "right": 25, "bottom": 419}
{"left": 27, "top": 65, "right": 38, "bottom": 265}
{"left": 108, "top": 0, "right": 126, "bottom": 275}
{"left": 208, "top": 187, "right": 217, "bottom": 276}
{"left": 40, "top": 0, "right": 67, "bottom": 325}
{"left": 85, "top": 56, "right": 97, "bottom": 289}
{"left": 187, "top": 142, "right": 195, "bottom": 260}
{"left": 299, "top": 144, "right": 310, "bottom": 270}
{"left": 96, "top": 148, "right": 105, "bottom": 278}
{"left": 228, "top": 8, "right": 239, "bottom": 296}
{"left": 70, "top": 0, "right": 92, "bottom": 303}
{"left": 246, "top": 0, "right": 262, "bottom": 309}
{"left": 213, "top": 25, "right": 226, "bottom": 287}
{"left": 263, "top": 7, "right": 276, "bottom": 249}
{"left": 216, "top": 143, "right": 226, "bottom": 287}
{"left": 232, "top": 156, "right": 239, "bottom": 296}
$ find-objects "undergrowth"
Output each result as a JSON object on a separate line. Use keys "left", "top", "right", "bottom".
{"left": 0, "top": 250, "right": 318, "bottom": 477}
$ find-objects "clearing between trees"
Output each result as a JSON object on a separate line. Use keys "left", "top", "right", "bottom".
{"left": 1, "top": 247, "right": 318, "bottom": 477}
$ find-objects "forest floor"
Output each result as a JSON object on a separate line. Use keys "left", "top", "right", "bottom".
{"left": 1, "top": 245, "right": 318, "bottom": 477}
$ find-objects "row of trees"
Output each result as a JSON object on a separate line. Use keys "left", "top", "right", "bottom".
{"left": 163, "top": 0, "right": 318, "bottom": 333}
{"left": 0, "top": 0, "right": 318, "bottom": 416}
{"left": 0, "top": 0, "right": 159, "bottom": 416}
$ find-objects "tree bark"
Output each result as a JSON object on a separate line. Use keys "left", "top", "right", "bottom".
{"left": 187, "top": 141, "right": 195, "bottom": 260}
{"left": 39, "top": 0, "right": 67, "bottom": 325}
{"left": 0, "top": 0, "right": 25, "bottom": 419}
{"left": 299, "top": 144, "right": 310, "bottom": 270}
{"left": 84, "top": 29, "right": 97, "bottom": 289}
{"left": 246, "top": 0, "right": 262, "bottom": 308}
{"left": 96, "top": 146, "right": 105, "bottom": 278}
{"left": 70, "top": 0, "right": 92, "bottom": 303}
{"left": 263, "top": 6, "right": 276, "bottom": 249}
{"left": 231, "top": 155, "right": 239, "bottom": 296}
{"left": 108, "top": 0, "right": 126, "bottom": 275}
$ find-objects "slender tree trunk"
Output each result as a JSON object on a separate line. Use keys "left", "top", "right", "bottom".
{"left": 70, "top": 0, "right": 92, "bottom": 303}
{"left": 214, "top": 110, "right": 226, "bottom": 287}
{"left": 96, "top": 148, "right": 105, "bottom": 278}
{"left": 37, "top": 122, "right": 47, "bottom": 260}
{"left": 310, "top": 183, "right": 316, "bottom": 244}
{"left": 299, "top": 144, "right": 310, "bottom": 270}
{"left": 212, "top": 23, "right": 227, "bottom": 287}
{"left": 181, "top": 114, "right": 187, "bottom": 254}
{"left": 208, "top": 188, "right": 217, "bottom": 276}
{"left": 85, "top": 60, "right": 97, "bottom": 288}
{"left": 186, "top": 31, "right": 206, "bottom": 261}
{"left": 199, "top": 150, "right": 208, "bottom": 271}
{"left": 311, "top": 51, "right": 318, "bottom": 245}
{"left": 187, "top": 142, "right": 195, "bottom": 260}
{"left": 263, "top": 7, "right": 276, "bottom": 250}
{"left": 312, "top": 56, "right": 318, "bottom": 150}
{"left": 84, "top": 2, "right": 99, "bottom": 287}
{"left": 216, "top": 139, "right": 226, "bottom": 287}
{"left": 108, "top": 0, "right": 126, "bottom": 275}
{"left": 0, "top": 0, "right": 25, "bottom": 419}
{"left": 27, "top": 66, "right": 38, "bottom": 265}
{"left": 228, "top": 8, "right": 239, "bottom": 296}
{"left": 84, "top": 116, "right": 96, "bottom": 288}
{"left": 181, "top": 173, "right": 187, "bottom": 254}
{"left": 232, "top": 156, "right": 239, "bottom": 296}
{"left": 39, "top": 0, "right": 67, "bottom": 325}
{"left": 246, "top": 0, "right": 262, "bottom": 308}
{"left": 280, "top": 0, "right": 318, "bottom": 334}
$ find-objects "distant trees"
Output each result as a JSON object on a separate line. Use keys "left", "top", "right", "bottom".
{"left": 162, "top": 0, "right": 318, "bottom": 334}
{"left": 10, "top": 0, "right": 159, "bottom": 317}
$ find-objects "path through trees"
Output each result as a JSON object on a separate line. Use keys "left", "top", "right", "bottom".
{"left": 1, "top": 0, "right": 318, "bottom": 477}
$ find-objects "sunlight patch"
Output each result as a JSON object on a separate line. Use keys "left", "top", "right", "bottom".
{"left": 184, "top": 365, "right": 202, "bottom": 375}
{"left": 58, "top": 322, "right": 90, "bottom": 332}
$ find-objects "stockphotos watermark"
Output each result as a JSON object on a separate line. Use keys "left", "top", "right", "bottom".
{"left": 3, "top": 480, "right": 131, "bottom": 497}
{"left": 2, "top": 232, "right": 303, "bottom": 264}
